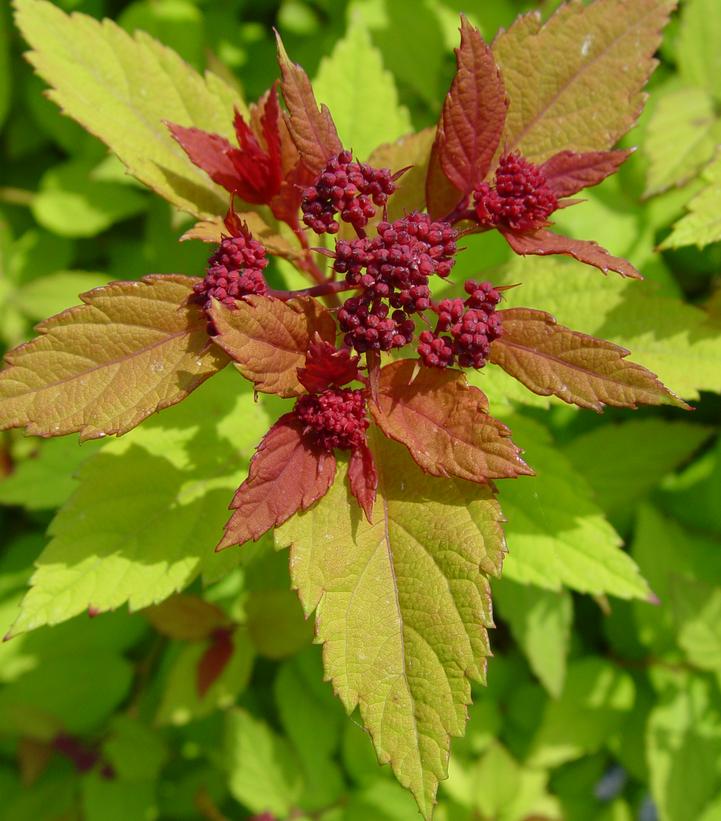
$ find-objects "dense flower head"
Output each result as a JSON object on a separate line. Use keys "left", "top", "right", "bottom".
{"left": 301, "top": 150, "right": 396, "bottom": 235}
{"left": 193, "top": 228, "right": 268, "bottom": 310}
{"left": 294, "top": 387, "right": 369, "bottom": 452}
{"left": 338, "top": 296, "right": 415, "bottom": 353}
{"left": 473, "top": 152, "right": 558, "bottom": 232}
{"left": 418, "top": 279, "right": 503, "bottom": 369}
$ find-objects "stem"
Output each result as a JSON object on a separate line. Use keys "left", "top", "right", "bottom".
{"left": 268, "top": 280, "right": 353, "bottom": 301}
{"left": 366, "top": 350, "right": 381, "bottom": 402}
{"left": 291, "top": 223, "right": 342, "bottom": 308}
{"left": 0, "top": 187, "right": 34, "bottom": 207}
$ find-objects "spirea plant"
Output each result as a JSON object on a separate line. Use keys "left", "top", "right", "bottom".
{"left": 0, "top": 0, "right": 685, "bottom": 815}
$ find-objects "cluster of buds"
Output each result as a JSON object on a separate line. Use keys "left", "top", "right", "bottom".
{"left": 418, "top": 280, "right": 503, "bottom": 369}
{"left": 473, "top": 152, "right": 558, "bottom": 233}
{"left": 301, "top": 150, "right": 396, "bottom": 236}
{"left": 294, "top": 387, "right": 369, "bottom": 452}
{"left": 193, "top": 226, "right": 268, "bottom": 310}
{"left": 334, "top": 212, "right": 458, "bottom": 353}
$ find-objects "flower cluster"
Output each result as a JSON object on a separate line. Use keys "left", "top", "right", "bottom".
{"left": 473, "top": 152, "right": 558, "bottom": 232}
{"left": 193, "top": 227, "right": 268, "bottom": 310}
{"left": 334, "top": 212, "right": 458, "bottom": 353}
{"left": 301, "top": 150, "right": 396, "bottom": 235}
{"left": 294, "top": 387, "right": 369, "bottom": 452}
{"left": 418, "top": 280, "right": 502, "bottom": 369}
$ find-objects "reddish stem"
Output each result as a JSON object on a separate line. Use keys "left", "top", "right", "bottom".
{"left": 268, "top": 280, "right": 354, "bottom": 301}
{"left": 366, "top": 350, "right": 381, "bottom": 402}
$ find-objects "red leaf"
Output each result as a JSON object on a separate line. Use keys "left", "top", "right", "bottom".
{"left": 217, "top": 414, "right": 336, "bottom": 549}
{"left": 370, "top": 359, "right": 532, "bottom": 483}
{"left": 502, "top": 228, "right": 642, "bottom": 279}
{"left": 540, "top": 149, "right": 632, "bottom": 197}
{"left": 275, "top": 32, "right": 343, "bottom": 176}
{"left": 347, "top": 444, "right": 377, "bottom": 523}
{"left": 297, "top": 335, "right": 360, "bottom": 394}
{"left": 427, "top": 17, "right": 507, "bottom": 216}
{"left": 166, "top": 124, "right": 242, "bottom": 193}
{"left": 491, "top": 307, "right": 690, "bottom": 411}
{"left": 197, "top": 628, "right": 235, "bottom": 698}
{"left": 209, "top": 296, "right": 337, "bottom": 398}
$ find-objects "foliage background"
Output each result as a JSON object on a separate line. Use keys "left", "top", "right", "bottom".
{"left": 1, "top": 0, "right": 720, "bottom": 819}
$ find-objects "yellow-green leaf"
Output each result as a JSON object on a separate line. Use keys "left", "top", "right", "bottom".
{"left": 14, "top": 0, "right": 245, "bottom": 217}
{"left": 0, "top": 275, "right": 228, "bottom": 440}
{"left": 276, "top": 431, "right": 506, "bottom": 817}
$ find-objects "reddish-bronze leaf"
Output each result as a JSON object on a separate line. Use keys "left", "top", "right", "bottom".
{"left": 181, "top": 212, "right": 302, "bottom": 261}
{"left": 502, "top": 228, "right": 642, "bottom": 280}
{"left": 217, "top": 414, "right": 336, "bottom": 549}
{"left": 166, "top": 124, "right": 241, "bottom": 193}
{"left": 370, "top": 359, "right": 532, "bottom": 483}
{"left": 297, "top": 335, "right": 360, "bottom": 394}
{"left": 427, "top": 17, "right": 507, "bottom": 216}
{"left": 491, "top": 308, "right": 690, "bottom": 412}
{"left": 275, "top": 33, "right": 342, "bottom": 176}
{"left": 209, "top": 296, "right": 336, "bottom": 398}
{"left": 0, "top": 275, "right": 227, "bottom": 441}
{"left": 426, "top": 140, "right": 464, "bottom": 221}
{"left": 347, "top": 443, "right": 377, "bottom": 523}
{"left": 493, "top": 0, "right": 675, "bottom": 162}
{"left": 540, "top": 149, "right": 633, "bottom": 198}
{"left": 197, "top": 628, "right": 235, "bottom": 697}
{"left": 143, "top": 594, "right": 230, "bottom": 641}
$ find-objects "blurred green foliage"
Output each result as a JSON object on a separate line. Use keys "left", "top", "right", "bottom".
{"left": 1, "top": 0, "right": 721, "bottom": 819}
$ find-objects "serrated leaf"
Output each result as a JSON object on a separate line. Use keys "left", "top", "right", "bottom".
{"left": 541, "top": 149, "right": 632, "bottom": 198}
{"left": 493, "top": 0, "right": 674, "bottom": 162}
{"left": 490, "top": 307, "right": 685, "bottom": 411}
{"left": 491, "top": 256, "right": 721, "bottom": 400}
{"left": 6, "top": 369, "right": 274, "bottom": 635}
{"left": 0, "top": 275, "right": 227, "bottom": 440}
{"left": 427, "top": 16, "right": 507, "bottom": 208}
{"left": 503, "top": 228, "right": 641, "bottom": 279}
{"left": 644, "top": 86, "right": 721, "bottom": 196}
{"left": 494, "top": 578, "right": 572, "bottom": 697}
{"left": 370, "top": 359, "right": 532, "bottom": 483}
{"left": 661, "top": 152, "right": 721, "bottom": 249}
{"left": 225, "top": 708, "right": 304, "bottom": 817}
{"left": 313, "top": 16, "right": 411, "bottom": 161}
{"left": 276, "top": 432, "right": 506, "bottom": 817}
{"left": 218, "top": 414, "right": 336, "bottom": 550}
{"left": 209, "top": 295, "right": 336, "bottom": 398}
{"left": 14, "top": 0, "right": 245, "bottom": 217}
{"left": 677, "top": 0, "right": 721, "bottom": 102}
{"left": 499, "top": 414, "right": 649, "bottom": 599}
{"left": 276, "top": 33, "right": 342, "bottom": 176}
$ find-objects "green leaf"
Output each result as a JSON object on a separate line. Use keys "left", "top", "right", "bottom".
{"left": 14, "top": 271, "right": 113, "bottom": 321}
{"left": 155, "top": 627, "right": 254, "bottom": 726}
{"left": 0, "top": 1, "right": 11, "bottom": 129}
{"left": 677, "top": 0, "right": 721, "bottom": 102}
{"left": 245, "top": 588, "right": 314, "bottom": 659}
{"left": 82, "top": 774, "right": 156, "bottom": 821}
{"left": 499, "top": 414, "right": 650, "bottom": 599}
{"left": 526, "top": 658, "right": 635, "bottom": 768}
{"left": 661, "top": 153, "right": 721, "bottom": 249}
{"left": 644, "top": 85, "right": 721, "bottom": 197}
{"left": 313, "top": 15, "right": 411, "bottom": 161}
{"left": 493, "top": 0, "right": 674, "bottom": 162}
{"left": 277, "top": 431, "right": 506, "bottom": 818}
{"left": 224, "top": 708, "right": 304, "bottom": 817}
{"left": 103, "top": 715, "right": 167, "bottom": 781}
{"left": 0, "top": 275, "right": 228, "bottom": 440}
{"left": 671, "top": 577, "right": 721, "bottom": 673}
{"left": 6, "top": 369, "right": 275, "bottom": 635}
{"left": 492, "top": 256, "right": 721, "bottom": 400}
{"left": 564, "top": 419, "right": 710, "bottom": 523}
{"left": 118, "top": 0, "right": 205, "bottom": 68}
{"left": 493, "top": 578, "right": 572, "bottom": 697}
{"left": 0, "top": 437, "right": 101, "bottom": 510}
{"left": 647, "top": 673, "right": 721, "bottom": 821}
{"left": 32, "top": 159, "right": 147, "bottom": 238}
{"left": 14, "top": 0, "right": 245, "bottom": 217}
